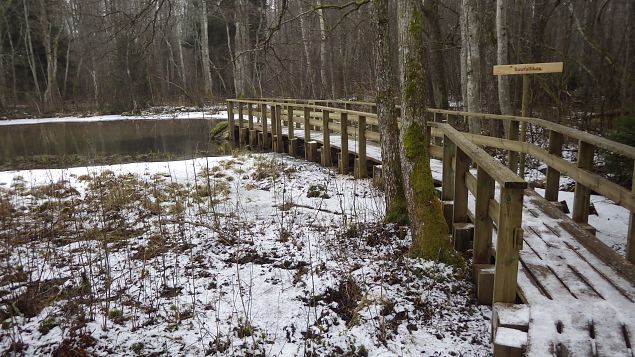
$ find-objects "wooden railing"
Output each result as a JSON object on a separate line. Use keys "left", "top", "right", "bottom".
{"left": 230, "top": 98, "right": 635, "bottom": 264}
{"left": 226, "top": 98, "right": 528, "bottom": 303}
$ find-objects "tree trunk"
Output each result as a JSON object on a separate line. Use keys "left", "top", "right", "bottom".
{"left": 496, "top": 0, "right": 514, "bottom": 125}
{"left": 39, "top": 0, "right": 62, "bottom": 112}
{"left": 460, "top": 0, "right": 483, "bottom": 133}
{"left": 299, "top": 3, "right": 316, "bottom": 98}
{"left": 422, "top": 0, "right": 448, "bottom": 109}
{"left": 23, "top": 0, "right": 42, "bottom": 105}
{"left": 316, "top": 0, "right": 329, "bottom": 99}
{"left": 200, "top": 0, "right": 213, "bottom": 98}
{"left": 481, "top": 0, "right": 501, "bottom": 135}
{"left": 397, "top": 0, "right": 459, "bottom": 265}
{"left": 233, "top": 0, "right": 253, "bottom": 98}
{"left": 371, "top": 0, "right": 407, "bottom": 224}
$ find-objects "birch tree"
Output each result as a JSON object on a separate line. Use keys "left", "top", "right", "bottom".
{"left": 199, "top": 0, "right": 213, "bottom": 98}
{"left": 397, "top": 0, "right": 459, "bottom": 264}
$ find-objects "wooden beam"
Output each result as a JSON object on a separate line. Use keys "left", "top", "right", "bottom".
{"left": 442, "top": 137, "right": 456, "bottom": 201}
{"left": 572, "top": 141, "right": 595, "bottom": 223}
{"left": 545, "top": 131, "right": 564, "bottom": 202}
{"left": 227, "top": 101, "right": 236, "bottom": 144}
{"left": 238, "top": 103, "right": 245, "bottom": 147}
{"left": 355, "top": 116, "right": 367, "bottom": 178}
{"left": 474, "top": 168, "right": 495, "bottom": 265}
{"left": 260, "top": 103, "right": 268, "bottom": 149}
{"left": 321, "top": 109, "right": 332, "bottom": 166}
{"left": 453, "top": 147, "right": 470, "bottom": 225}
{"left": 339, "top": 112, "right": 349, "bottom": 174}
{"left": 493, "top": 187, "right": 524, "bottom": 304}
{"left": 275, "top": 105, "right": 283, "bottom": 153}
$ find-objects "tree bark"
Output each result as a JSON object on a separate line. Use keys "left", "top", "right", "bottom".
{"left": 460, "top": 0, "right": 483, "bottom": 133}
{"left": 371, "top": 0, "right": 407, "bottom": 225}
{"left": 233, "top": 0, "right": 253, "bottom": 98}
{"left": 299, "top": 3, "right": 316, "bottom": 98}
{"left": 200, "top": 0, "right": 213, "bottom": 98}
{"left": 496, "top": 0, "right": 514, "bottom": 136}
{"left": 422, "top": 0, "right": 448, "bottom": 109}
{"left": 23, "top": 0, "right": 42, "bottom": 105}
{"left": 316, "top": 0, "right": 330, "bottom": 99}
{"left": 397, "top": 0, "right": 459, "bottom": 264}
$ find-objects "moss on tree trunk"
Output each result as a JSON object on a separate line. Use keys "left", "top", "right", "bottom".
{"left": 398, "top": 1, "right": 461, "bottom": 267}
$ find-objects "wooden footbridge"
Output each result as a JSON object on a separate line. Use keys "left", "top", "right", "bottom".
{"left": 226, "top": 98, "right": 635, "bottom": 356}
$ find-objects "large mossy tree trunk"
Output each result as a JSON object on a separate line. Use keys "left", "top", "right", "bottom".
{"left": 397, "top": 0, "right": 460, "bottom": 265}
{"left": 371, "top": 0, "right": 407, "bottom": 225}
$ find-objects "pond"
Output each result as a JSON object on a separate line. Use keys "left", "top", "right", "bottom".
{"left": 0, "top": 117, "right": 229, "bottom": 170}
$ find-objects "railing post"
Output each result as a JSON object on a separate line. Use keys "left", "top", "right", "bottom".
{"left": 238, "top": 102, "right": 246, "bottom": 146}
{"left": 260, "top": 103, "right": 268, "bottom": 150}
{"left": 321, "top": 109, "right": 332, "bottom": 166}
{"left": 453, "top": 146, "right": 470, "bottom": 226}
{"left": 628, "top": 165, "right": 635, "bottom": 263}
{"left": 545, "top": 130, "right": 564, "bottom": 202}
{"left": 227, "top": 100, "right": 236, "bottom": 145}
{"left": 287, "top": 105, "right": 295, "bottom": 156}
{"left": 339, "top": 112, "right": 349, "bottom": 174}
{"left": 493, "top": 186, "right": 524, "bottom": 304}
{"left": 572, "top": 141, "right": 594, "bottom": 224}
{"left": 271, "top": 104, "right": 278, "bottom": 152}
{"left": 441, "top": 135, "right": 456, "bottom": 226}
{"left": 303, "top": 107, "right": 311, "bottom": 142}
{"left": 248, "top": 103, "right": 256, "bottom": 148}
{"left": 507, "top": 120, "right": 519, "bottom": 174}
{"left": 275, "top": 105, "right": 283, "bottom": 153}
{"left": 474, "top": 168, "right": 495, "bottom": 264}
{"left": 355, "top": 116, "right": 367, "bottom": 178}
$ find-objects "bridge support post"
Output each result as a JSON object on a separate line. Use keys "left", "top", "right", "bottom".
{"left": 227, "top": 100, "right": 236, "bottom": 145}
{"left": 287, "top": 105, "right": 295, "bottom": 155}
{"left": 452, "top": 146, "right": 471, "bottom": 249}
{"left": 572, "top": 141, "right": 594, "bottom": 224}
{"left": 238, "top": 103, "right": 245, "bottom": 147}
{"left": 474, "top": 168, "right": 495, "bottom": 265}
{"left": 354, "top": 116, "right": 367, "bottom": 178}
{"left": 275, "top": 105, "right": 284, "bottom": 153}
{"left": 303, "top": 107, "right": 312, "bottom": 160}
{"left": 507, "top": 120, "right": 519, "bottom": 174}
{"left": 442, "top": 136, "right": 456, "bottom": 227}
{"left": 545, "top": 130, "right": 564, "bottom": 202}
{"left": 493, "top": 186, "right": 524, "bottom": 304}
{"left": 260, "top": 103, "right": 269, "bottom": 150}
{"left": 321, "top": 109, "right": 332, "bottom": 167}
{"left": 629, "top": 166, "right": 635, "bottom": 263}
{"left": 339, "top": 112, "right": 349, "bottom": 174}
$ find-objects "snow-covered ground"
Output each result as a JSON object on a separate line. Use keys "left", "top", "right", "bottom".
{"left": 0, "top": 154, "right": 491, "bottom": 356}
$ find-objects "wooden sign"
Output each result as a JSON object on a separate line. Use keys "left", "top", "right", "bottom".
{"left": 493, "top": 62, "right": 563, "bottom": 76}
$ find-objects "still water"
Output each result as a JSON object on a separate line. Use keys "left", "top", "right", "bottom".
{"left": 0, "top": 118, "right": 228, "bottom": 170}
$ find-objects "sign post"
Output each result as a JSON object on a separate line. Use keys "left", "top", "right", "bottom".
{"left": 493, "top": 62, "right": 563, "bottom": 176}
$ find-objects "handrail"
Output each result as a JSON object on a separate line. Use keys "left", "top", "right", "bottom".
{"left": 436, "top": 123, "right": 527, "bottom": 189}
{"left": 428, "top": 108, "right": 635, "bottom": 160}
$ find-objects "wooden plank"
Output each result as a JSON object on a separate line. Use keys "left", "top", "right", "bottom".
{"left": 465, "top": 170, "right": 477, "bottom": 196}
{"left": 238, "top": 103, "right": 245, "bottom": 146}
{"left": 545, "top": 131, "right": 564, "bottom": 202}
{"left": 572, "top": 141, "right": 595, "bottom": 223}
{"left": 227, "top": 101, "right": 236, "bottom": 144}
{"left": 493, "top": 186, "right": 524, "bottom": 303}
{"left": 474, "top": 167, "right": 495, "bottom": 265}
{"left": 493, "top": 62, "right": 564, "bottom": 75}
